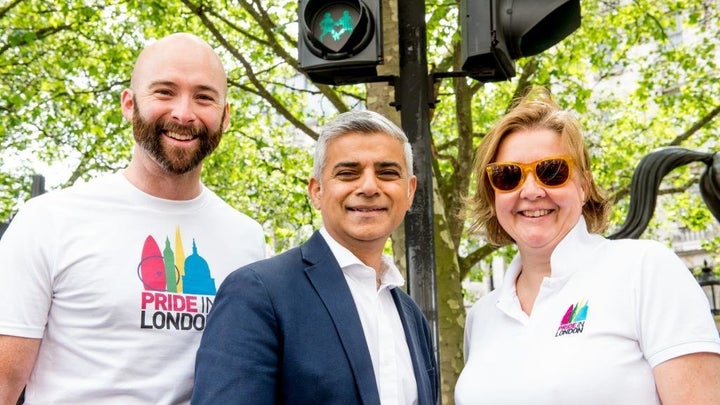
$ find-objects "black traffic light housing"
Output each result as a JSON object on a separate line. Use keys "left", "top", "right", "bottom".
{"left": 298, "top": 0, "right": 383, "bottom": 85}
{"left": 460, "top": 0, "right": 581, "bottom": 82}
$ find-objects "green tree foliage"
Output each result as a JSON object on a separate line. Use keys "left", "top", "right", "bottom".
{"left": 2, "top": 0, "right": 719, "bottom": 402}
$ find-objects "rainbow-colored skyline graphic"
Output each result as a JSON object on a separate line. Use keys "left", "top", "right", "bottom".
{"left": 137, "top": 226, "right": 216, "bottom": 295}
{"left": 561, "top": 300, "right": 589, "bottom": 324}
{"left": 555, "top": 299, "right": 588, "bottom": 337}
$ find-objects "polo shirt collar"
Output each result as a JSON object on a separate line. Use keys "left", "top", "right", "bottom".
{"left": 496, "top": 217, "right": 602, "bottom": 320}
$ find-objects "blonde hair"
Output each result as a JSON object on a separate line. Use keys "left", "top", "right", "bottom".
{"left": 466, "top": 87, "right": 610, "bottom": 246}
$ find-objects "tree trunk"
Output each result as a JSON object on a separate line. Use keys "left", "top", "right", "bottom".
{"left": 366, "top": 2, "right": 465, "bottom": 404}
{"left": 432, "top": 174, "right": 465, "bottom": 404}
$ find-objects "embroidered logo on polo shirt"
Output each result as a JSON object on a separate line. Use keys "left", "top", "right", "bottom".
{"left": 555, "top": 299, "right": 588, "bottom": 337}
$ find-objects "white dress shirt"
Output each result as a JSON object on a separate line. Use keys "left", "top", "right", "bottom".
{"left": 320, "top": 227, "right": 418, "bottom": 405}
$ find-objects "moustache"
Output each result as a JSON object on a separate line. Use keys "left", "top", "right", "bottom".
{"left": 154, "top": 120, "right": 206, "bottom": 138}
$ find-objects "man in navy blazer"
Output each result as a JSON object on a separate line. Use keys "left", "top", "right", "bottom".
{"left": 192, "top": 110, "right": 438, "bottom": 404}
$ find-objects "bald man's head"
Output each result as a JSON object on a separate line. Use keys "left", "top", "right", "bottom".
{"left": 130, "top": 33, "right": 228, "bottom": 100}
{"left": 120, "top": 33, "right": 231, "bottom": 175}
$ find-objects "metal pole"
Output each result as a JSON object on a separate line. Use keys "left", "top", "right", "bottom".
{"left": 31, "top": 174, "right": 46, "bottom": 197}
{"left": 396, "top": 0, "right": 440, "bottom": 383}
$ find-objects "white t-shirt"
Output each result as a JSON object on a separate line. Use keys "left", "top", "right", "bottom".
{"left": 0, "top": 172, "right": 266, "bottom": 404}
{"left": 455, "top": 217, "right": 720, "bottom": 405}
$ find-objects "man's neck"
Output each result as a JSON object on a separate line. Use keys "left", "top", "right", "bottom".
{"left": 124, "top": 155, "right": 203, "bottom": 200}
{"left": 345, "top": 243, "right": 385, "bottom": 272}
{"left": 320, "top": 228, "right": 387, "bottom": 273}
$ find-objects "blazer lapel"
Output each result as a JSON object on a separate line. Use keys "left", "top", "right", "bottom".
{"left": 302, "top": 232, "right": 381, "bottom": 405}
{"left": 391, "top": 289, "right": 434, "bottom": 405}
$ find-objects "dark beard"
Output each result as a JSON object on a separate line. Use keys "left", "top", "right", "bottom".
{"left": 132, "top": 100, "right": 224, "bottom": 175}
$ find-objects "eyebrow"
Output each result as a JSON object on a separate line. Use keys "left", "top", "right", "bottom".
{"left": 332, "top": 161, "right": 404, "bottom": 172}
{"left": 376, "top": 161, "right": 403, "bottom": 171}
{"left": 148, "top": 81, "right": 221, "bottom": 98}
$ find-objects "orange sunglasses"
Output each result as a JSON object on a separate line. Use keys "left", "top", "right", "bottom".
{"left": 486, "top": 155, "right": 574, "bottom": 192}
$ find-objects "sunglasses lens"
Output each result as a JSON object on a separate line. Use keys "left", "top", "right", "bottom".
{"left": 536, "top": 159, "right": 570, "bottom": 186}
{"left": 489, "top": 165, "right": 522, "bottom": 191}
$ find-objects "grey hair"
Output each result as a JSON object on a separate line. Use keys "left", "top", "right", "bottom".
{"left": 312, "top": 110, "right": 414, "bottom": 179}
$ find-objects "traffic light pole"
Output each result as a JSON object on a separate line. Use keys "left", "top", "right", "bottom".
{"left": 396, "top": 0, "right": 440, "bottom": 381}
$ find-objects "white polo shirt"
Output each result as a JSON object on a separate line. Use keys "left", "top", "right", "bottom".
{"left": 455, "top": 217, "right": 720, "bottom": 405}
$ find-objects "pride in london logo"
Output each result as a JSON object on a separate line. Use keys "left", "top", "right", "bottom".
{"left": 136, "top": 226, "right": 216, "bottom": 331}
{"left": 555, "top": 300, "right": 589, "bottom": 337}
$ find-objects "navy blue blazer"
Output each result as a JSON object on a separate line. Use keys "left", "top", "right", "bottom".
{"left": 192, "top": 231, "right": 438, "bottom": 404}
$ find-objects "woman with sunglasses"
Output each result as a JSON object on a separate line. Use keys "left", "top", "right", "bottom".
{"left": 455, "top": 87, "right": 720, "bottom": 404}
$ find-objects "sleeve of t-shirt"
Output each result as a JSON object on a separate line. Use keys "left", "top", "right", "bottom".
{"left": 635, "top": 241, "right": 720, "bottom": 368}
{"left": 0, "top": 199, "right": 54, "bottom": 338}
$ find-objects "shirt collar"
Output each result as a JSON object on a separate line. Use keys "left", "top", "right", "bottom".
{"left": 496, "top": 217, "right": 604, "bottom": 312}
{"left": 319, "top": 227, "right": 405, "bottom": 289}
{"left": 549, "top": 216, "right": 605, "bottom": 279}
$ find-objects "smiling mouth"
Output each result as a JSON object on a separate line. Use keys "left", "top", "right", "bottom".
{"left": 164, "top": 131, "right": 196, "bottom": 141}
{"left": 520, "top": 209, "right": 552, "bottom": 218}
{"left": 348, "top": 207, "right": 386, "bottom": 212}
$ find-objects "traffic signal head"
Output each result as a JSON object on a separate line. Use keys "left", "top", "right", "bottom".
{"left": 298, "top": 0, "right": 382, "bottom": 85}
{"left": 461, "top": 0, "right": 581, "bottom": 82}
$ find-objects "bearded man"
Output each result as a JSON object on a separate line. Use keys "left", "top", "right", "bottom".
{"left": 0, "top": 33, "right": 266, "bottom": 404}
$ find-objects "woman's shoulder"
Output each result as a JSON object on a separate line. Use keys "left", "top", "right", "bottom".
{"left": 466, "top": 287, "right": 502, "bottom": 316}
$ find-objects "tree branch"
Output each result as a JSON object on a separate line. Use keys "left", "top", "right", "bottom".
{"left": 459, "top": 244, "right": 499, "bottom": 280}
{"left": 669, "top": 103, "right": 720, "bottom": 146}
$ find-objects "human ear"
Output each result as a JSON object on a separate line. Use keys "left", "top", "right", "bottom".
{"left": 308, "top": 177, "right": 322, "bottom": 209}
{"left": 120, "top": 89, "right": 134, "bottom": 122}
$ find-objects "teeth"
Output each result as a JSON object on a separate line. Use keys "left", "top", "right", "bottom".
{"left": 523, "top": 209, "right": 549, "bottom": 218}
{"left": 166, "top": 131, "right": 193, "bottom": 141}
